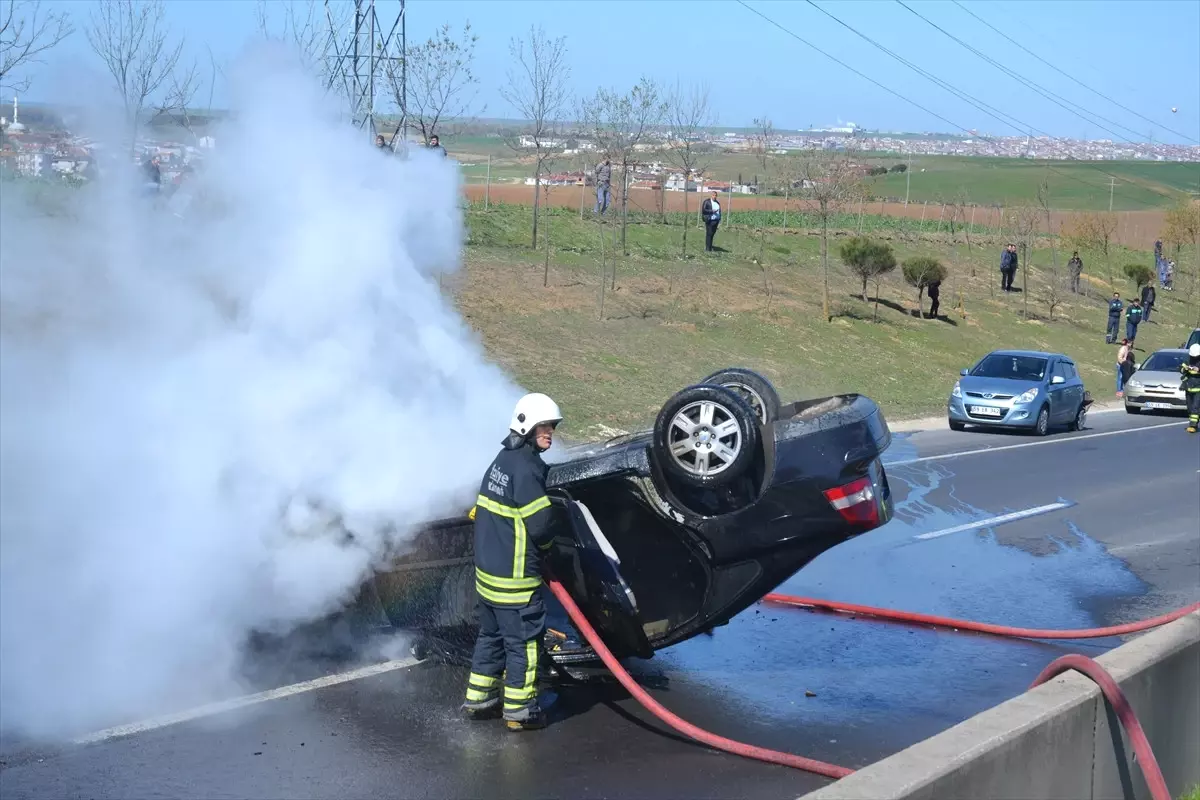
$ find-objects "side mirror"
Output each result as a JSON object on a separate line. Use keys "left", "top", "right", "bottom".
{"left": 1051, "top": 375, "right": 1065, "bottom": 385}
{"left": 1134, "top": 362, "right": 1142, "bottom": 371}
{"left": 960, "top": 368, "right": 969, "bottom": 376}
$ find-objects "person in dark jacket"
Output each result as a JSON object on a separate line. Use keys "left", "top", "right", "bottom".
{"left": 1105, "top": 292, "right": 1123, "bottom": 344}
{"left": 926, "top": 278, "right": 941, "bottom": 319}
{"left": 1000, "top": 243, "right": 1017, "bottom": 291}
{"left": 594, "top": 158, "right": 612, "bottom": 215}
{"left": 1067, "top": 251, "right": 1083, "bottom": 293}
{"left": 428, "top": 134, "right": 447, "bottom": 157}
{"left": 1125, "top": 298, "right": 1143, "bottom": 342}
{"left": 1182, "top": 343, "right": 1200, "bottom": 433}
{"left": 462, "top": 392, "right": 564, "bottom": 731}
{"left": 1140, "top": 282, "right": 1156, "bottom": 323}
{"left": 701, "top": 190, "right": 721, "bottom": 252}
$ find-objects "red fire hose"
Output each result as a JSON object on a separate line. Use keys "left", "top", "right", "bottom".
{"left": 546, "top": 579, "right": 1192, "bottom": 798}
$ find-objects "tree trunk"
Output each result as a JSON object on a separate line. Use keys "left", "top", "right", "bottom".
{"left": 681, "top": 188, "right": 689, "bottom": 257}
{"left": 543, "top": 225, "right": 551, "bottom": 288}
{"left": 621, "top": 162, "right": 629, "bottom": 256}
{"left": 873, "top": 284, "right": 881, "bottom": 322}
{"left": 821, "top": 213, "right": 831, "bottom": 322}
{"left": 917, "top": 286, "right": 925, "bottom": 317}
{"left": 531, "top": 158, "right": 542, "bottom": 249}
{"left": 861, "top": 275, "right": 868, "bottom": 303}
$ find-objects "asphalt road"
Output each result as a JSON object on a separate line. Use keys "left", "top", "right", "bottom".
{"left": 3, "top": 409, "right": 1197, "bottom": 800}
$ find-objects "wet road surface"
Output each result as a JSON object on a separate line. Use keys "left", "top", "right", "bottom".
{"left": 3, "top": 410, "right": 1197, "bottom": 800}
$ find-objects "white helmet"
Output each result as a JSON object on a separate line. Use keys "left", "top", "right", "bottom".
{"left": 1190, "top": 344, "right": 1200, "bottom": 358}
{"left": 509, "top": 392, "right": 563, "bottom": 436}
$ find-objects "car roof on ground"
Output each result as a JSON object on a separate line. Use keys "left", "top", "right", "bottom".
{"left": 983, "top": 349, "right": 1063, "bottom": 359}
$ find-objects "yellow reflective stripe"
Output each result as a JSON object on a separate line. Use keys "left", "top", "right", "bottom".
{"left": 476, "top": 568, "right": 541, "bottom": 590}
{"left": 513, "top": 517, "right": 526, "bottom": 579}
{"left": 465, "top": 688, "right": 494, "bottom": 702}
{"left": 517, "top": 496, "right": 551, "bottom": 517}
{"left": 524, "top": 639, "right": 538, "bottom": 693}
{"left": 476, "top": 495, "right": 517, "bottom": 517}
{"left": 504, "top": 685, "right": 537, "bottom": 700}
{"left": 468, "top": 672, "right": 500, "bottom": 688}
{"left": 476, "top": 583, "right": 533, "bottom": 605}
{"left": 503, "top": 702, "right": 526, "bottom": 711}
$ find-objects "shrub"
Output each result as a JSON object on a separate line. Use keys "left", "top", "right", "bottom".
{"left": 839, "top": 236, "right": 898, "bottom": 303}
{"left": 1121, "top": 262, "right": 1154, "bottom": 289}
{"left": 902, "top": 256, "right": 948, "bottom": 316}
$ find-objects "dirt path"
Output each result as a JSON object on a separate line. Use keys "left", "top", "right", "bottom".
{"left": 461, "top": 183, "right": 1168, "bottom": 250}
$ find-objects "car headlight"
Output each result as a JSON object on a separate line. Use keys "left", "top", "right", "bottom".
{"left": 1126, "top": 379, "right": 1143, "bottom": 390}
{"left": 1016, "top": 387, "right": 1039, "bottom": 404}
{"left": 951, "top": 381, "right": 962, "bottom": 398}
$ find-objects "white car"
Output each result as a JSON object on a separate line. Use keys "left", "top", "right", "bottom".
{"left": 1125, "top": 349, "right": 1189, "bottom": 414}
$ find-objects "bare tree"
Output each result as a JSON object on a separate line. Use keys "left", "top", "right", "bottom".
{"left": 579, "top": 76, "right": 666, "bottom": 255}
{"left": 1064, "top": 210, "right": 1118, "bottom": 289}
{"left": 0, "top": 0, "right": 73, "bottom": 94}
{"left": 253, "top": 0, "right": 344, "bottom": 82}
{"left": 500, "top": 25, "right": 569, "bottom": 249}
{"left": 1008, "top": 205, "right": 1040, "bottom": 319}
{"left": 84, "top": 0, "right": 189, "bottom": 151}
{"left": 387, "top": 21, "right": 481, "bottom": 146}
{"left": 795, "top": 147, "right": 865, "bottom": 322}
{"left": 662, "top": 80, "right": 716, "bottom": 257}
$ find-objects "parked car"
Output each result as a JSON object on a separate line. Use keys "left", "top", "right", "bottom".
{"left": 947, "top": 350, "right": 1091, "bottom": 435}
{"left": 1125, "top": 348, "right": 1190, "bottom": 414}
{"left": 328, "top": 368, "right": 895, "bottom": 667}
{"left": 1183, "top": 328, "right": 1200, "bottom": 351}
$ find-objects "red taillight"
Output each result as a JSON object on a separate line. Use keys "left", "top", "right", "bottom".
{"left": 823, "top": 476, "right": 880, "bottom": 526}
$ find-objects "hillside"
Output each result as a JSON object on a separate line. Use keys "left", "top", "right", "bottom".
{"left": 453, "top": 202, "right": 1199, "bottom": 439}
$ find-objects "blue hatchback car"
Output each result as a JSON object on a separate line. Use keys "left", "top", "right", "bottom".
{"left": 947, "top": 350, "right": 1091, "bottom": 435}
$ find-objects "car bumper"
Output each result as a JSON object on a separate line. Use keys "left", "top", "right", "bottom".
{"left": 947, "top": 396, "right": 1041, "bottom": 427}
{"left": 1123, "top": 390, "right": 1186, "bottom": 411}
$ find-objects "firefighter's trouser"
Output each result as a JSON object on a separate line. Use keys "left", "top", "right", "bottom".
{"left": 465, "top": 592, "right": 546, "bottom": 715}
{"left": 1187, "top": 388, "right": 1200, "bottom": 428}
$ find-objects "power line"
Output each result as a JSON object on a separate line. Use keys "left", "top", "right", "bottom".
{"left": 801, "top": 0, "right": 1114, "bottom": 192}
{"left": 734, "top": 0, "right": 1176, "bottom": 206}
{"left": 949, "top": 0, "right": 1198, "bottom": 146}
{"left": 893, "top": 0, "right": 1154, "bottom": 146}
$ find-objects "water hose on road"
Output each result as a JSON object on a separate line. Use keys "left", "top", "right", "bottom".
{"left": 546, "top": 577, "right": 1190, "bottom": 797}
{"left": 545, "top": 577, "right": 853, "bottom": 779}
{"left": 761, "top": 593, "right": 1200, "bottom": 640}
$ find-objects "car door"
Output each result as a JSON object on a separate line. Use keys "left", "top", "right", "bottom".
{"left": 1063, "top": 361, "right": 1085, "bottom": 411}
{"left": 545, "top": 497, "right": 653, "bottom": 660}
{"left": 1047, "top": 360, "right": 1070, "bottom": 423}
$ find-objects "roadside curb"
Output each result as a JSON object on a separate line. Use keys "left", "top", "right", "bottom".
{"left": 885, "top": 400, "right": 1126, "bottom": 434}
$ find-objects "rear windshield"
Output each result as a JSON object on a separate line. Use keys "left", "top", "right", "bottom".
{"left": 1140, "top": 352, "right": 1185, "bottom": 372}
{"left": 970, "top": 354, "right": 1048, "bottom": 381}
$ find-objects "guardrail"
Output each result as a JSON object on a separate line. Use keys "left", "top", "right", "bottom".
{"left": 799, "top": 610, "right": 1200, "bottom": 800}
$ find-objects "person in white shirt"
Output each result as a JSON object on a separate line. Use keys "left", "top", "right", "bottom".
{"left": 701, "top": 190, "right": 721, "bottom": 252}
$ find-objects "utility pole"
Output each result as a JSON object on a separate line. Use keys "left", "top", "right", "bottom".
{"left": 904, "top": 147, "right": 911, "bottom": 208}
{"left": 1108, "top": 177, "right": 1116, "bottom": 212}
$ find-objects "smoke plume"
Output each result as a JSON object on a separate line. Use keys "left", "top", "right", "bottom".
{"left": 0, "top": 44, "right": 521, "bottom": 740}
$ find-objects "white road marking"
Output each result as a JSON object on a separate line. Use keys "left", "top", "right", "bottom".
{"left": 73, "top": 656, "right": 423, "bottom": 746}
{"left": 889, "top": 421, "right": 1181, "bottom": 467}
{"left": 913, "top": 502, "right": 1074, "bottom": 541}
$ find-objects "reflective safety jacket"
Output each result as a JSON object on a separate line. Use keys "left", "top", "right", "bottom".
{"left": 469, "top": 433, "right": 559, "bottom": 606}
{"left": 1182, "top": 357, "right": 1200, "bottom": 393}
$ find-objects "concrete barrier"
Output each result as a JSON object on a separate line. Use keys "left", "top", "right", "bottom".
{"left": 800, "top": 610, "right": 1200, "bottom": 800}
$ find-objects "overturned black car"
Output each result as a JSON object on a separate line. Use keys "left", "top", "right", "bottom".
{"left": 354, "top": 368, "right": 894, "bottom": 665}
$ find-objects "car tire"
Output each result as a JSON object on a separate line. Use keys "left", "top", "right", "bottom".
{"left": 1068, "top": 402, "right": 1087, "bottom": 432}
{"left": 700, "top": 367, "right": 782, "bottom": 425}
{"left": 1034, "top": 405, "right": 1050, "bottom": 436}
{"left": 653, "top": 384, "right": 760, "bottom": 489}
{"left": 1125, "top": 404, "right": 1140, "bottom": 414}
{"left": 949, "top": 419, "right": 966, "bottom": 431}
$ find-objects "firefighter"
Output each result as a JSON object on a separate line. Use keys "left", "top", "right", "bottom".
{"left": 461, "top": 392, "right": 564, "bottom": 731}
{"left": 1182, "top": 343, "right": 1200, "bottom": 433}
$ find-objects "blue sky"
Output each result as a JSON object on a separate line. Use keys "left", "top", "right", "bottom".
{"left": 14, "top": 0, "right": 1200, "bottom": 145}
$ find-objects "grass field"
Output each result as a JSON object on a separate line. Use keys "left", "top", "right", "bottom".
{"left": 437, "top": 131, "right": 1199, "bottom": 213}
{"left": 455, "top": 201, "right": 1200, "bottom": 438}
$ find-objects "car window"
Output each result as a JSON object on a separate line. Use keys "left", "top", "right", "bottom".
{"left": 1063, "top": 363, "right": 1078, "bottom": 380}
{"left": 1188, "top": 330, "right": 1200, "bottom": 349}
{"left": 971, "top": 354, "right": 1048, "bottom": 381}
{"left": 1140, "top": 352, "right": 1186, "bottom": 372}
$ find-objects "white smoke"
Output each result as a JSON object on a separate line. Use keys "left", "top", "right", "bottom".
{"left": 0, "top": 44, "right": 522, "bottom": 740}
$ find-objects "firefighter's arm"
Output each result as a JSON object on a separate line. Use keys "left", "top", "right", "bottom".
{"left": 512, "top": 460, "right": 559, "bottom": 552}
